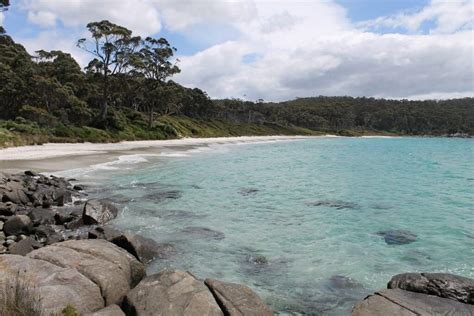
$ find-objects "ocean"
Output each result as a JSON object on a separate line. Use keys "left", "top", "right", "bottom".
{"left": 63, "top": 137, "right": 474, "bottom": 315}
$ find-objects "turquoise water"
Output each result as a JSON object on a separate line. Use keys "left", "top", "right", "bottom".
{"left": 73, "top": 137, "right": 473, "bottom": 315}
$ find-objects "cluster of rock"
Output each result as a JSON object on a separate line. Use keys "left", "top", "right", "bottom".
{"left": 0, "top": 171, "right": 274, "bottom": 315}
{"left": 0, "top": 171, "right": 167, "bottom": 261}
{"left": 0, "top": 239, "right": 273, "bottom": 315}
{"left": 351, "top": 273, "right": 474, "bottom": 315}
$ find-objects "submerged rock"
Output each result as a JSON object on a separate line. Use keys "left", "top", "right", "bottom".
{"left": 182, "top": 226, "right": 225, "bottom": 240}
{"left": 205, "top": 279, "right": 273, "bottom": 316}
{"left": 376, "top": 229, "right": 417, "bottom": 245}
{"left": 327, "top": 275, "right": 364, "bottom": 290}
{"left": 124, "top": 269, "right": 223, "bottom": 316}
{"left": 142, "top": 189, "right": 182, "bottom": 203}
{"left": 388, "top": 272, "right": 474, "bottom": 304}
{"left": 83, "top": 199, "right": 119, "bottom": 225}
{"left": 306, "top": 199, "right": 359, "bottom": 210}
{"left": 239, "top": 188, "right": 260, "bottom": 196}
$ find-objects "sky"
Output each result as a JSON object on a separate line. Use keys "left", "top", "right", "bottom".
{"left": 1, "top": 0, "right": 473, "bottom": 101}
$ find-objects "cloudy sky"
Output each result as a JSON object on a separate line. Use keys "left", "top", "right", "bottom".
{"left": 1, "top": 0, "right": 473, "bottom": 101}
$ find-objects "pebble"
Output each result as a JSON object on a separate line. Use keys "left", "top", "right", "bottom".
{"left": 6, "top": 235, "right": 17, "bottom": 241}
{"left": 5, "top": 239, "right": 15, "bottom": 246}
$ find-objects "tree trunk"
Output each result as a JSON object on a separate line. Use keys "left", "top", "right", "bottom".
{"left": 148, "top": 106, "right": 154, "bottom": 129}
{"left": 101, "top": 75, "right": 109, "bottom": 120}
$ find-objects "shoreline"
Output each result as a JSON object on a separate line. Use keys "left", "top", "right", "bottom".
{"left": 0, "top": 135, "right": 322, "bottom": 173}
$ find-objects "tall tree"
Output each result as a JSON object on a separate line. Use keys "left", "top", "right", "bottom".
{"left": 131, "top": 37, "right": 180, "bottom": 127}
{"left": 77, "top": 20, "right": 140, "bottom": 121}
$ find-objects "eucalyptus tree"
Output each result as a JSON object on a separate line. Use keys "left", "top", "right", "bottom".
{"left": 77, "top": 20, "right": 140, "bottom": 121}
{"left": 130, "top": 37, "right": 180, "bottom": 127}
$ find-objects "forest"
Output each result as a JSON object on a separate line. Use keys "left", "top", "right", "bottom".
{"left": 0, "top": 0, "right": 472, "bottom": 147}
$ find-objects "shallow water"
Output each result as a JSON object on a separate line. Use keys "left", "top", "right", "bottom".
{"left": 66, "top": 137, "right": 474, "bottom": 315}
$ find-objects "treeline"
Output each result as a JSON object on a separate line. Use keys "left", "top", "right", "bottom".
{"left": 0, "top": 3, "right": 473, "bottom": 145}
{"left": 213, "top": 97, "right": 474, "bottom": 136}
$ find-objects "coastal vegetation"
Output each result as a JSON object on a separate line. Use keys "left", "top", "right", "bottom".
{"left": 0, "top": 7, "right": 472, "bottom": 147}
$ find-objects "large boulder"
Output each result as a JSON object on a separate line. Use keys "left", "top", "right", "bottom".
{"left": 1, "top": 180, "right": 30, "bottom": 205}
{"left": 56, "top": 239, "right": 146, "bottom": 287}
{"left": 351, "top": 289, "right": 474, "bottom": 315}
{"left": 83, "top": 199, "right": 119, "bottom": 225}
{"left": 84, "top": 304, "right": 125, "bottom": 316}
{"left": 0, "top": 254, "right": 104, "bottom": 315}
{"left": 27, "top": 239, "right": 144, "bottom": 305}
{"left": 388, "top": 272, "right": 474, "bottom": 304}
{"left": 3, "top": 215, "right": 33, "bottom": 236}
{"left": 111, "top": 233, "right": 175, "bottom": 264}
{"left": 123, "top": 269, "right": 223, "bottom": 316}
{"left": 205, "top": 279, "right": 273, "bottom": 316}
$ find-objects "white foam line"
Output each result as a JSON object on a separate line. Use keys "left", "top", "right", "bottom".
{"left": 0, "top": 136, "right": 318, "bottom": 161}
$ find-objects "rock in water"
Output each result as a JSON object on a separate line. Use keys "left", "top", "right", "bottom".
{"left": 3, "top": 215, "right": 33, "bottom": 236}
{"left": 111, "top": 233, "right": 175, "bottom": 264}
{"left": 83, "top": 199, "right": 119, "bottom": 225}
{"left": 376, "top": 229, "right": 417, "bottom": 245}
{"left": 124, "top": 269, "right": 223, "bottom": 316}
{"left": 388, "top": 272, "right": 474, "bottom": 304}
{"left": 351, "top": 289, "right": 474, "bottom": 316}
{"left": 181, "top": 226, "right": 225, "bottom": 240}
{"left": 0, "top": 254, "right": 104, "bottom": 315}
{"left": 205, "top": 279, "right": 273, "bottom": 316}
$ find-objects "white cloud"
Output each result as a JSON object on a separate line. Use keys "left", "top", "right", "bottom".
{"left": 10, "top": 0, "right": 474, "bottom": 101}
{"left": 18, "top": 29, "right": 90, "bottom": 67}
{"left": 20, "top": 0, "right": 162, "bottom": 35}
{"left": 175, "top": 1, "right": 474, "bottom": 101}
{"left": 27, "top": 10, "right": 56, "bottom": 27}
{"left": 359, "top": 0, "right": 474, "bottom": 34}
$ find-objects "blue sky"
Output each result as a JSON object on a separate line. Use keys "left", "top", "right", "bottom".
{"left": 1, "top": 0, "right": 472, "bottom": 101}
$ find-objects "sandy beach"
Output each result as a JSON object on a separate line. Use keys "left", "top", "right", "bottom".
{"left": 0, "top": 136, "right": 314, "bottom": 173}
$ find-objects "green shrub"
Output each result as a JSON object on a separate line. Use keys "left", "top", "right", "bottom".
{"left": 19, "top": 105, "right": 58, "bottom": 127}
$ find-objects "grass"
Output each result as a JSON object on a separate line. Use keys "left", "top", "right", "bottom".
{"left": 0, "top": 111, "right": 400, "bottom": 149}
{"left": 0, "top": 273, "right": 81, "bottom": 316}
{"left": 1, "top": 273, "right": 43, "bottom": 316}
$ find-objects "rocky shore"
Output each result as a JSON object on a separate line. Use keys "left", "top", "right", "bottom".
{"left": 352, "top": 273, "right": 474, "bottom": 315}
{"left": 1, "top": 171, "right": 473, "bottom": 315}
{"left": 0, "top": 171, "right": 273, "bottom": 315}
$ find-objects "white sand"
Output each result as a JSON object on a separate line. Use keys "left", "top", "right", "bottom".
{"left": 0, "top": 136, "right": 314, "bottom": 161}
